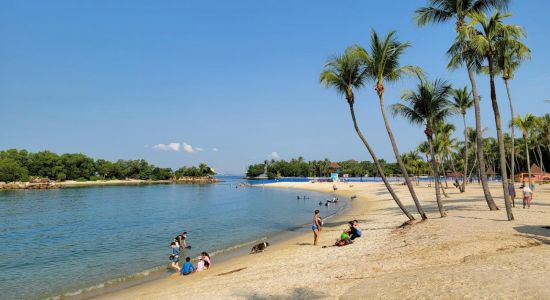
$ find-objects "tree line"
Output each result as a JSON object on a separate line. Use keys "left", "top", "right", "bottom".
{"left": 318, "top": 0, "right": 549, "bottom": 221}
{"left": 246, "top": 157, "right": 403, "bottom": 179}
{"left": 0, "top": 149, "right": 215, "bottom": 182}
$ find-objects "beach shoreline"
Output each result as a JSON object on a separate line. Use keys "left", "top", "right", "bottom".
{"left": 89, "top": 181, "right": 550, "bottom": 299}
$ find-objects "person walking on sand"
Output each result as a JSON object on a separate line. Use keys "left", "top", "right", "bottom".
{"left": 508, "top": 180, "right": 516, "bottom": 207}
{"left": 169, "top": 242, "right": 181, "bottom": 272}
{"left": 312, "top": 209, "right": 322, "bottom": 246}
{"left": 522, "top": 185, "right": 533, "bottom": 209}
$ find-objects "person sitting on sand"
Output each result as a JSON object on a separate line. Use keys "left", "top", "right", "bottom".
{"left": 180, "top": 257, "right": 196, "bottom": 275}
{"left": 348, "top": 220, "right": 362, "bottom": 240}
{"left": 312, "top": 209, "right": 322, "bottom": 246}
{"left": 196, "top": 256, "right": 205, "bottom": 272}
{"left": 169, "top": 242, "right": 180, "bottom": 271}
{"left": 335, "top": 230, "right": 352, "bottom": 246}
{"left": 201, "top": 252, "right": 211, "bottom": 269}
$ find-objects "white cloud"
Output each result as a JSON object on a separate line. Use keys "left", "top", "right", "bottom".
{"left": 212, "top": 148, "right": 219, "bottom": 152}
{"left": 153, "top": 143, "right": 180, "bottom": 152}
{"left": 195, "top": 147, "right": 204, "bottom": 152}
{"left": 183, "top": 142, "right": 195, "bottom": 153}
{"left": 269, "top": 151, "right": 280, "bottom": 159}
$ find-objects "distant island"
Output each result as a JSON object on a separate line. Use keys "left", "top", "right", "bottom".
{"left": 0, "top": 149, "right": 217, "bottom": 190}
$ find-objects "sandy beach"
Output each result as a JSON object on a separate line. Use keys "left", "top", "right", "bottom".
{"left": 95, "top": 181, "right": 550, "bottom": 299}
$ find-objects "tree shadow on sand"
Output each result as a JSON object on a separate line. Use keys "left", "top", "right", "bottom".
{"left": 241, "top": 287, "right": 325, "bottom": 299}
{"left": 514, "top": 225, "right": 550, "bottom": 245}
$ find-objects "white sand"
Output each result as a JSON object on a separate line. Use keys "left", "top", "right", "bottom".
{"left": 95, "top": 181, "right": 550, "bottom": 299}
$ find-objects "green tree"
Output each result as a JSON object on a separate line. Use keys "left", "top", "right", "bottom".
{"left": 450, "top": 87, "right": 474, "bottom": 192}
{"left": 358, "top": 30, "right": 427, "bottom": 219}
{"left": 246, "top": 163, "right": 266, "bottom": 178}
{"left": 392, "top": 78, "right": 454, "bottom": 217}
{"left": 0, "top": 158, "right": 29, "bottom": 182}
{"left": 494, "top": 31, "right": 530, "bottom": 183}
{"left": 320, "top": 46, "right": 415, "bottom": 221}
{"left": 512, "top": 114, "right": 536, "bottom": 186}
{"left": 415, "top": 0, "right": 506, "bottom": 211}
{"left": 461, "top": 11, "right": 523, "bottom": 220}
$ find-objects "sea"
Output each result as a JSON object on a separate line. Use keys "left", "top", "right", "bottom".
{"left": 0, "top": 176, "right": 347, "bottom": 300}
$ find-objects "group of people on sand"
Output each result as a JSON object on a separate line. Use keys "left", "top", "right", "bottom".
{"left": 508, "top": 180, "right": 536, "bottom": 209}
{"left": 312, "top": 209, "right": 362, "bottom": 247}
{"left": 169, "top": 232, "right": 212, "bottom": 275}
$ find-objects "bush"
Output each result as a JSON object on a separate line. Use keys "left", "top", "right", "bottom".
{"left": 0, "top": 158, "right": 29, "bottom": 182}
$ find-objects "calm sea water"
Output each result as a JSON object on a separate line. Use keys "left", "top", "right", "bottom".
{"left": 0, "top": 177, "right": 345, "bottom": 300}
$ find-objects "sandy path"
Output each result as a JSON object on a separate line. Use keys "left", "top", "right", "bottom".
{"left": 96, "top": 181, "right": 550, "bottom": 299}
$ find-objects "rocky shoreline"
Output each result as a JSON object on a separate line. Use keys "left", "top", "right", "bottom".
{"left": 0, "top": 177, "right": 219, "bottom": 190}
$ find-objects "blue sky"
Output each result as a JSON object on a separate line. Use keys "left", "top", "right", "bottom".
{"left": 1, "top": 1, "right": 549, "bottom": 174}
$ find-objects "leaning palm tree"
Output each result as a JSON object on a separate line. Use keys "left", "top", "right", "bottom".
{"left": 392, "top": 78, "right": 453, "bottom": 218}
{"left": 415, "top": 0, "right": 507, "bottom": 210}
{"left": 357, "top": 30, "right": 427, "bottom": 220}
{"left": 461, "top": 11, "right": 522, "bottom": 221}
{"left": 320, "top": 46, "right": 415, "bottom": 221}
{"left": 512, "top": 113, "right": 536, "bottom": 187}
{"left": 450, "top": 87, "right": 474, "bottom": 192}
{"left": 493, "top": 25, "right": 530, "bottom": 183}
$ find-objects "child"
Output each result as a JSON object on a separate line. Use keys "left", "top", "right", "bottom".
{"left": 169, "top": 242, "right": 180, "bottom": 271}
{"left": 181, "top": 257, "right": 196, "bottom": 275}
{"left": 335, "top": 230, "right": 352, "bottom": 246}
{"left": 196, "top": 256, "right": 205, "bottom": 272}
{"left": 349, "top": 220, "right": 362, "bottom": 240}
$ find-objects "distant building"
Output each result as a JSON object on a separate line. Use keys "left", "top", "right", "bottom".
{"left": 515, "top": 164, "right": 550, "bottom": 183}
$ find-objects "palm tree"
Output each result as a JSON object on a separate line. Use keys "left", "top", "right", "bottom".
{"left": 462, "top": 11, "right": 522, "bottom": 221}
{"left": 436, "top": 123, "right": 460, "bottom": 184}
{"left": 415, "top": 0, "right": 507, "bottom": 211}
{"left": 450, "top": 87, "right": 474, "bottom": 192}
{"left": 320, "top": 46, "right": 415, "bottom": 221}
{"left": 358, "top": 30, "right": 427, "bottom": 220}
{"left": 494, "top": 32, "right": 530, "bottom": 184}
{"left": 392, "top": 78, "right": 453, "bottom": 218}
{"left": 512, "top": 114, "right": 536, "bottom": 187}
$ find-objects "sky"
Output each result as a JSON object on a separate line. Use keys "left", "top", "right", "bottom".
{"left": 1, "top": 1, "right": 549, "bottom": 174}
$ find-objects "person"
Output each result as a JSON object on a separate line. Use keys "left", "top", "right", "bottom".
{"left": 169, "top": 242, "right": 180, "bottom": 272}
{"left": 175, "top": 232, "right": 190, "bottom": 251}
{"left": 181, "top": 257, "right": 196, "bottom": 275}
{"left": 312, "top": 209, "right": 321, "bottom": 246}
{"left": 508, "top": 180, "right": 516, "bottom": 207}
{"left": 196, "top": 256, "right": 205, "bottom": 272}
{"left": 201, "top": 252, "right": 211, "bottom": 269}
{"left": 349, "top": 220, "right": 362, "bottom": 240}
{"left": 522, "top": 185, "right": 533, "bottom": 209}
{"left": 335, "top": 230, "right": 352, "bottom": 246}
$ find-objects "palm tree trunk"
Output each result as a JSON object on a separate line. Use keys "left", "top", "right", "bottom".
{"left": 504, "top": 79, "right": 516, "bottom": 183}
{"left": 467, "top": 65, "right": 499, "bottom": 210}
{"left": 537, "top": 144, "right": 545, "bottom": 172}
{"left": 348, "top": 103, "right": 415, "bottom": 221}
{"left": 488, "top": 57, "right": 514, "bottom": 221}
{"left": 427, "top": 133, "right": 446, "bottom": 217}
{"left": 524, "top": 134, "right": 532, "bottom": 187}
{"left": 461, "top": 114, "right": 468, "bottom": 192}
{"left": 378, "top": 92, "right": 427, "bottom": 219}
{"left": 438, "top": 160, "right": 450, "bottom": 198}
{"left": 468, "top": 155, "right": 477, "bottom": 182}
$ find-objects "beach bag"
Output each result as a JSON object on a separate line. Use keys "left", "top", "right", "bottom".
{"left": 336, "top": 240, "right": 346, "bottom": 247}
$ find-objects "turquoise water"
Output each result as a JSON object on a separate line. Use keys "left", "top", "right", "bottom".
{"left": 0, "top": 178, "right": 344, "bottom": 299}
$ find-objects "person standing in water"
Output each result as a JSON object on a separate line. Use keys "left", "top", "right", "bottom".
{"left": 312, "top": 209, "right": 322, "bottom": 246}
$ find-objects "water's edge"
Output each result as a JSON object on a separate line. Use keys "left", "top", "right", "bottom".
{"left": 51, "top": 185, "right": 349, "bottom": 300}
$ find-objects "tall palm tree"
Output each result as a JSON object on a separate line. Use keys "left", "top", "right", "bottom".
{"left": 493, "top": 25, "right": 530, "bottom": 184}
{"left": 415, "top": 0, "right": 507, "bottom": 210}
{"left": 392, "top": 78, "right": 453, "bottom": 218}
{"left": 462, "top": 11, "right": 522, "bottom": 221}
{"left": 320, "top": 46, "right": 415, "bottom": 221}
{"left": 450, "top": 87, "right": 474, "bottom": 192}
{"left": 357, "top": 30, "right": 427, "bottom": 220}
{"left": 512, "top": 114, "right": 536, "bottom": 187}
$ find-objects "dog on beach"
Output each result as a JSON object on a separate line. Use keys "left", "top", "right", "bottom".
{"left": 250, "top": 242, "right": 269, "bottom": 254}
